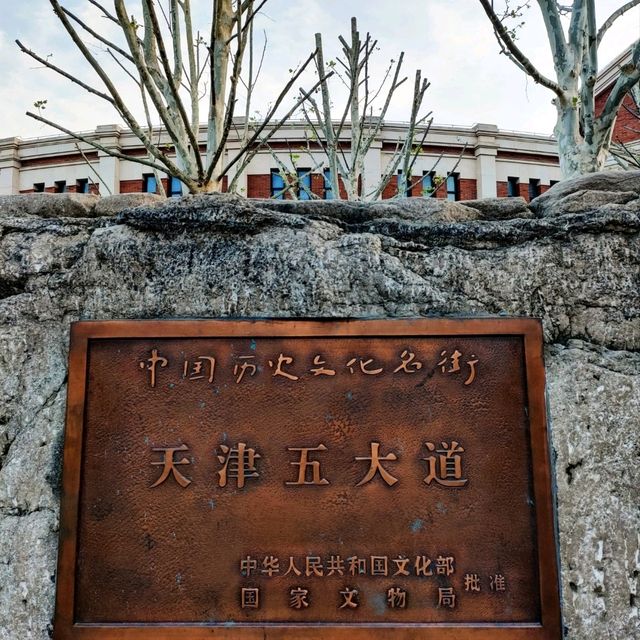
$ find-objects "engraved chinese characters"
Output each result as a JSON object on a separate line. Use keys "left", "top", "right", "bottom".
{"left": 237, "top": 553, "right": 508, "bottom": 612}
{"left": 66, "top": 324, "right": 557, "bottom": 634}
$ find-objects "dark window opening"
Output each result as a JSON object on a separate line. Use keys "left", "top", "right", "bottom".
{"left": 507, "top": 176, "right": 520, "bottom": 197}
{"left": 397, "top": 170, "right": 412, "bottom": 197}
{"left": 33, "top": 182, "right": 45, "bottom": 193}
{"left": 529, "top": 178, "right": 541, "bottom": 200}
{"left": 76, "top": 178, "right": 89, "bottom": 194}
{"left": 54, "top": 180, "right": 66, "bottom": 193}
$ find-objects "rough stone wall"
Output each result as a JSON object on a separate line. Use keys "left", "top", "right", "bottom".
{"left": 0, "top": 176, "right": 638, "bottom": 639}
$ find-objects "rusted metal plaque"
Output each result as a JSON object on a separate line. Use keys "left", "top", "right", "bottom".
{"left": 54, "top": 319, "right": 561, "bottom": 640}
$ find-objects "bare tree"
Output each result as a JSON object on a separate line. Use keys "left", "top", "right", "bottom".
{"left": 478, "top": 1, "right": 640, "bottom": 177}
{"left": 298, "top": 17, "right": 437, "bottom": 201}
{"left": 16, "top": 0, "right": 324, "bottom": 194}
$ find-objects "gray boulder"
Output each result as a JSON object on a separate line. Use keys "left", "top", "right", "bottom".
{"left": 0, "top": 193, "right": 100, "bottom": 218}
{"left": 530, "top": 170, "right": 640, "bottom": 217}
{"left": 460, "top": 196, "right": 531, "bottom": 220}
{"left": 93, "top": 193, "right": 165, "bottom": 217}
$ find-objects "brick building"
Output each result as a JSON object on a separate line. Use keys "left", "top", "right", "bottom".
{"left": 1, "top": 50, "right": 637, "bottom": 201}
{"left": 0, "top": 121, "right": 562, "bottom": 201}
{"left": 595, "top": 47, "right": 640, "bottom": 149}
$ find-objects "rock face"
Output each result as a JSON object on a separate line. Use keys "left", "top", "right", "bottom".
{"left": 0, "top": 171, "right": 639, "bottom": 639}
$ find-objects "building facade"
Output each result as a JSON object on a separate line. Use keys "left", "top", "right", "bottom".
{"left": 3, "top": 47, "right": 639, "bottom": 201}
{"left": 0, "top": 120, "right": 563, "bottom": 202}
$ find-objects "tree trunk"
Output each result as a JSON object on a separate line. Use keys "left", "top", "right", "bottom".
{"left": 189, "top": 176, "right": 225, "bottom": 193}
{"left": 554, "top": 94, "right": 608, "bottom": 178}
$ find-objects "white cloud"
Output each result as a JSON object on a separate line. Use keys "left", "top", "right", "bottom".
{"left": 1, "top": 0, "right": 638, "bottom": 139}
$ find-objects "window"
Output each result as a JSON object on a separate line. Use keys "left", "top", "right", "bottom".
{"left": 446, "top": 173, "right": 459, "bottom": 201}
{"left": 297, "top": 168, "right": 311, "bottom": 200}
{"left": 528, "top": 178, "right": 541, "bottom": 200}
{"left": 507, "top": 176, "right": 520, "bottom": 197}
{"left": 397, "top": 170, "right": 412, "bottom": 197}
{"left": 33, "top": 182, "right": 45, "bottom": 193}
{"left": 54, "top": 180, "right": 67, "bottom": 193}
{"left": 76, "top": 178, "right": 89, "bottom": 194}
{"left": 270, "top": 169, "right": 285, "bottom": 199}
{"left": 323, "top": 168, "right": 334, "bottom": 200}
{"left": 550, "top": 180, "right": 559, "bottom": 187}
{"left": 422, "top": 171, "right": 435, "bottom": 197}
{"left": 168, "top": 176, "right": 183, "bottom": 198}
{"left": 143, "top": 174, "right": 157, "bottom": 193}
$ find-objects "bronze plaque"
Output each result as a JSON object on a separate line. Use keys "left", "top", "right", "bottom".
{"left": 54, "top": 319, "right": 561, "bottom": 639}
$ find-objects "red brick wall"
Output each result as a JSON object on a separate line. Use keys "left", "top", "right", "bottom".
{"left": 338, "top": 177, "right": 348, "bottom": 200}
{"left": 311, "top": 173, "right": 324, "bottom": 198}
{"left": 20, "top": 152, "right": 98, "bottom": 168}
{"left": 519, "top": 183, "right": 530, "bottom": 201}
{"left": 120, "top": 179, "right": 143, "bottom": 193}
{"left": 247, "top": 174, "right": 271, "bottom": 199}
{"left": 240, "top": 173, "right": 484, "bottom": 200}
{"left": 595, "top": 88, "right": 639, "bottom": 144}
{"left": 459, "top": 179, "right": 477, "bottom": 201}
{"left": 497, "top": 151, "right": 559, "bottom": 164}
{"left": 433, "top": 182, "right": 447, "bottom": 199}
{"left": 381, "top": 177, "right": 398, "bottom": 200}
{"left": 496, "top": 181, "right": 508, "bottom": 198}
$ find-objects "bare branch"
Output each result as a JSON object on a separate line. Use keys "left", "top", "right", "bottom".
{"left": 597, "top": 0, "right": 640, "bottom": 46}
{"left": 142, "top": 0, "right": 204, "bottom": 177}
{"left": 114, "top": 0, "right": 194, "bottom": 175}
{"left": 478, "top": 0, "right": 563, "bottom": 96}
{"left": 16, "top": 39, "right": 116, "bottom": 105}
{"left": 535, "top": 0, "right": 569, "bottom": 73}
{"left": 567, "top": 0, "right": 587, "bottom": 55}
{"left": 74, "top": 142, "right": 113, "bottom": 195}
{"left": 219, "top": 57, "right": 331, "bottom": 179}
{"left": 61, "top": 6, "right": 134, "bottom": 62}
{"left": 46, "top": 0, "right": 180, "bottom": 176}
{"left": 87, "top": 0, "right": 120, "bottom": 24}
{"left": 25, "top": 111, "right": 173, "bottom": 175}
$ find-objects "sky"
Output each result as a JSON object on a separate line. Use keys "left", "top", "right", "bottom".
{"left": 1, "top": 0, "right": 639, "bottom": 141}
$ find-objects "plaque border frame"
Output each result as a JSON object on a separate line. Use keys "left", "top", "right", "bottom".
{"left": 54, "top": 317, "right": 562, "bottom": 640}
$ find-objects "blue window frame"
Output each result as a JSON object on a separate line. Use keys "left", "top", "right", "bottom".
{"left": 270, "top": 169, "right": 285, "bottom": 199}
{"left": 297, "top": 168, "right": 311, "bottom": 200}
{"left": 76, "top": 178, "right": 89, "bottom": 194}
{"left": 323, "top": 168, "right": 334, "bottom": 199}
{"left": 422, "top": 172, "right": 435, "bottom": 197}
{"left": 446, "top": 174, "right": 459, "bottom": 201}
{"left": 169, "top": 176, "right": 183, "bottom": 197}
{"left": 143, "top": 174, "right": 157, "bottom": 193}
{"left": 507, "top": 176, "right": 520, "bottom": 197}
